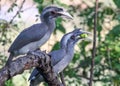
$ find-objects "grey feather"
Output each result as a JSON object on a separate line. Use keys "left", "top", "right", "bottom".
{"left": 49, "top": 49, "right": 66, "bottom": 65}
{"left": 7, "top": 5, "right": 72, "bottom": 59}
{"left": 8, "top": 23, "right": 48, "bottom": 52}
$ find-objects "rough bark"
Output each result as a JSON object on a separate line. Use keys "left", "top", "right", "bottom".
{"left": 0, "top": 51, "right": 62, "bottom": 86}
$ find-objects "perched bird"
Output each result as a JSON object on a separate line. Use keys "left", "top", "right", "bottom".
{"left": 6, "top": 6, "right": 73, "bottom": 65}
{"left": 29, "top": 29, "right": 90, "bottom": 86}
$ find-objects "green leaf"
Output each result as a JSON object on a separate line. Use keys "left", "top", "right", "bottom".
{"left": 114, "top": 64, "right": 120, "bottom": 70}
{"left": 34, "top": 0, "right": 44, "bottom": 4}
{"left": 113, "top": 0, "right": 120, "bottom": 8}
{"left": 5, "top": 79, "right": 14, "bottom": 86}
{"left": 97, "top": 24, "right": 102, "bottom": 32}
{"left": 103, "top": 7, "right": 114, "bottom": 15}
{"left": 37, "top": 5, "right": 44, "bottom": 13}
{"left": 116, "top": 14, "right": 120, "bottom": 21}
{"left": 54, "top": 18, "right": 66, "bottom": 34}
{"left": 72, "top": 53, "right": 80, "bottom": 63}
{"left": 80, "top": 57, "right": 91, "bottom": 68}
{"left": 106, "top": 24, "right": 120, "bottom": 41}
{"left": 94, "top": 56, "right": 102, "bottom": 64}
{"left": 51, "top": 42, "right": 60, "bottom": 51}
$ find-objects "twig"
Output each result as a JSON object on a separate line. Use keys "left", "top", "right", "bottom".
{"left": 89, "top": 0, "right": 98, "bottom": 86}
{"left": 60, "top": 71, "right": 66, "bottom": 86}
{"left": 9, "top": 0, "right": 25, "bottom": 24}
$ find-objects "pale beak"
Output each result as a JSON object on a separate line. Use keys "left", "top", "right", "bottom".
{"left": 57, "top": 11, "right": 73, "bottom": 19}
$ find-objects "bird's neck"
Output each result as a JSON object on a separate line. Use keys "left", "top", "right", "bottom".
{"left": 66, "top": 43, "right": 75, "bottom": 55}
{"left": 61, "top": 43, "right": 74, "bottom": 56}
{"left": 60, "top": 41, "right": 68, "bottom": 49}
{"left": 41, "top": 16, "right": 56, "bottom": 30}
{"left": 43, "top": 19, "right": 56, "bottom": 32}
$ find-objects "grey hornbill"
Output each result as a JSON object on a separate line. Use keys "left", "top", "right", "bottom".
{"left": 6, "top": 6, "right": 73, "bottom": 65}
{"left": 29, "top": 29, "right": 90, "bottom": 86}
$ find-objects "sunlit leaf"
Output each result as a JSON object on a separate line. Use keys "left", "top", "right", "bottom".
{"left": 113, "top": 0, "right": 120, "bottom": 8}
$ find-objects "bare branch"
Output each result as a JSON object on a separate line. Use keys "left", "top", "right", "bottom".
{"left": 36, "top": 52, "right": 63, "bottom": 86}
{"left": 9, "top": 0, "right": 26, "bottom": 24}
{"left": 0, "top": 51, "right": 62, "bottom": 86}
{"left": 89, "top": 0, "right": 98, "bottom": 86}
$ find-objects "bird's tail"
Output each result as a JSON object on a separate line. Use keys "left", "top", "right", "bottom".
{"left": 5, "top": 53, "right": 13, "bottom": 66}
{"left": 29, "top": 80, "right": 34, "bottom": 86}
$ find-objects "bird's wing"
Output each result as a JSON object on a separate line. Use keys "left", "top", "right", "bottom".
{"left": 49, "top": 49, "right": 66, "bottom": 65}
{"left": 53, "top": 53, "right": 74, "bottom": 73}
{"left": 8, "top": 23, "right": 48, "bottom": 52}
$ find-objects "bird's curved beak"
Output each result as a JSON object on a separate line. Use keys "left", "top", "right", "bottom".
{"left": 57, "top": 11, "right": 73, "bottom": 19}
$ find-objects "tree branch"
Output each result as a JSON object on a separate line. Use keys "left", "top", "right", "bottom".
{"left": 9, "top": 0, "right": 26, "bottom": 24}
{"left": 89, "top": 0, "right": 98, "bottom": 86}
{"left": 36, "top": 52, "right": 63, "bottom": 86}
{"left": 0, "top": 51, "right": 62, "bottom": 86}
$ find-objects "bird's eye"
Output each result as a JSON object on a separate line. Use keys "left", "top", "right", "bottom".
{"left": 51, "top": 11, "right": 56, "bottom": 15}
{"left": 71, "top": 35, "right": 75, "bottom": 40}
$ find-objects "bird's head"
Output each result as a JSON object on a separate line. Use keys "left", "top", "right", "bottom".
{"left": 40, "top": 6, "right": 73, "bottom": 22}
{"left": 60, "top": 29, "right": 90, "bottom": 48}
{"left": 68, "top": 29, "right": 91, "bottom": 45}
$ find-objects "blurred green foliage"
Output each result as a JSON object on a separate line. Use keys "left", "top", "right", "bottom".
{"left": 5, "top": 80, "right": 14, "bottom": 86}
{"left": 1, "top": 0, "right": 120, "bottom": 86}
